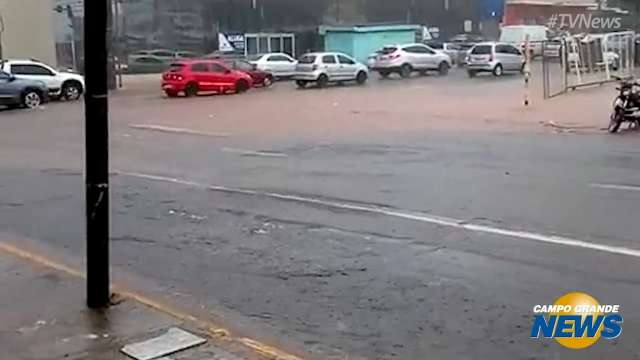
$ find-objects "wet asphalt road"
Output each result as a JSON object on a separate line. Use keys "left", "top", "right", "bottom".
{"left": 1, "top": 74, "right": 640, "bottom": 359}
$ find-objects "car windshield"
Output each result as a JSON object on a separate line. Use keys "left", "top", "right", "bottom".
{"left": 231, "top": 61, "right": 254, "bottom": 71}
{"left": 471, "top": 45, "right": 492, "bottom": 55}
{"left": 500, "top": 28, "right": 526, "bottom": 43}
{"left": 168, "top": 63, "right": 185, "bottom": 72}
{"left": 380, "top": 47, "right": 398, "bottom": 55}
{"left": 247, "top": 54, "right": 263, "bottom": 61}
{"left": 298, "top": 55, "right": 316, "bottom": 64}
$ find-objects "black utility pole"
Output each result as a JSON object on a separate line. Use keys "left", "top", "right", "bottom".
{"left": 84, "top": 0, "right": 111, "bottom": 309}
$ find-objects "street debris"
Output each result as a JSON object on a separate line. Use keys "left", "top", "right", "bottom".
{"left": 541, "top": 120, "right": 598, "bottom": 131}
{"left": 129, "top": 124, "right": 230, "bottom": 138}
{"left": 18, "top": 320, "right": 47, "bottom": 333}
{"left": 277, "top": 266, "right": 367, "bottom": 280}
{"left": 249, "top": 221, "right": 278, "bottom": 235}
{"left": 168, "top": 209, "right": 208, "bottom": 222}
{"left": 221, "top": 147, "right": 288, "bottom": 158}
{"left": 121, "top": 327, "right": 206, "bottom": 360}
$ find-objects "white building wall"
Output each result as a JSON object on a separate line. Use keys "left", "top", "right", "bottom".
{"left": 0, "top": 0, "right": 57, "bottom": 65}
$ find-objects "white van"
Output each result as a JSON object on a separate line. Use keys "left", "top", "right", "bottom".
{"left": 499, "top": 25, "right": 549, "bottom": 57}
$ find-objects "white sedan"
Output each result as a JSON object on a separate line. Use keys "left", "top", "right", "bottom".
{"left": 249, "top": 53, "right": 297, "bottom": 78}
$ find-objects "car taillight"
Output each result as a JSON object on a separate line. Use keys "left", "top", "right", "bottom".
{"left": 312, "top": 64, "right": 318, "bottom": 71}
{"left": 489, "top": 54, "right": 494, "bottom": 62}
{"left": 390, "top": 53, "right": 401, "bottom": 60}
{"left": 165, "top": 73, "right": 183, "bottom": 81}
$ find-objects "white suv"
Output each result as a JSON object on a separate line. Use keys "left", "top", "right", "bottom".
{"left": 294, "top": 52, "right": 369, "bottom": 88}
{"left": 0, "top": 59, "right": 85, "bottom": 100}
{"left": 371, "top": 43, "right": 452, "bottom": 78}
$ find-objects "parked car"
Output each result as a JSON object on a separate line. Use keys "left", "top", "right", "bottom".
{"left": 224, "top": 59, "right": 274, "bottom": 87}
{"left": 129, "top": 49, "right": 176, "bottom": 63}
{"left": 466, "top": 42, "right": 525, "bottom": 77}
{"left": 371, "top": 43, "right": 452, "bottom": 78}
{"left": 161, "top": 59, "right": 253, "bottom": 97}
{"left": 203, "top": 51, "right": 245, "bottom": 62}
{"left": 448, "top": 33, "right": 490, "bottom": 65}
{"left": 367, "top": 50, "right": 383, "bottom": 69}
{"left": 449, "top": 33, "right": 489, "bottom": 44}
{"left": 175, "top": 51, "right": 200, "bottom": 59}
{"left": 127, "top": 56, "right": 170, "bottom": 74}
{"left": 0, "top": 71, "right": 49, "bottom": 109}
{"left": 424, "top": 41, "right": 464, "bottom": 65}
{"left": 0, "top": 59, "right": 84, "bottom": 100}
{"left": 126, "top": 50, "right": 199, "bottom": 73}
{"left": 249, "top": 53, "right": 297, "bottom": 78}
{"left": 293, "top": 52, "right": 369, "bottom": 88}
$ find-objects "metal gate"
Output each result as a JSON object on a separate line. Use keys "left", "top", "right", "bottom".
{"left": 543, "top": 31, "right": 636, "bottom": 99}
{"left": 542, "top": 39, "right": 567, "bottom": 99}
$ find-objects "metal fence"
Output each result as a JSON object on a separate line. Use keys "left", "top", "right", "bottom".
{"left": 543, "top": 31, "right": 636, "bottom": 99}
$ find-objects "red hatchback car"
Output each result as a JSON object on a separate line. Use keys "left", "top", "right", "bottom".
{"left": 161, "top": 60, "right": 253, "bottom": 97}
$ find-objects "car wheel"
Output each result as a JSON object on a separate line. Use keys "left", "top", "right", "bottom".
{"left": 165, "top": 90, "right": 178, "bottom": 98}
{"left": 262, "top": 76, "right": 273, "bottom": 87}
{"left": 379, "top": 70, "right": 390, "bottom": 79}
{"left": 316, "top": 74, "right": 329, "bottom": 88}
{"left": 235, "top": 80, "right": 250, "bottom": 93}
{"left": 467, "top": 70, "right": 477, "bottom": 78}
{"left": 22, "top": 90, "right": 42, "bottom": 109}
{"left": 400, "top": 64, "right": 412, "bottom": 78}
{"left": 296, "top": 80, "right": 308, "bottom": 89}
{"left": 356, "top": 71, "right": 368, "bottom": 85}
{"left": 608, "top": 112, "right": 622, "bottom": 133}
{"left": 493, "top": 64, "right": 504, "bottom": 77}
{"left": 438, "top": 62, "right": 450, "bottom": 76}
{"left": 184, "top": 82, "right": 198, "bottom": 97}
{"left": 62, "top": 81, "right": 82, "bottom": 101}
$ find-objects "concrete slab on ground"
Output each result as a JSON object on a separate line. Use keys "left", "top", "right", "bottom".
{"left": 0, "top": 251, "right": 246, "bottom": 360}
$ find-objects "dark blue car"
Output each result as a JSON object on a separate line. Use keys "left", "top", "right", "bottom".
{"left": 0, "top": 71, "right": 49, "bottom": 109}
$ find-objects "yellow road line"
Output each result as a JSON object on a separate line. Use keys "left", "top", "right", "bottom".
{"left": 0, "top": 240, "right": 304, "bottom": 360}
{"left": 0, "top": 242, "right": 85, "bottom": 278}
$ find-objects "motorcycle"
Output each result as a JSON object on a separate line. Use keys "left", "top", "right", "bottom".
{"left": 609, "top": 77, "right": 640, "bottom": 133}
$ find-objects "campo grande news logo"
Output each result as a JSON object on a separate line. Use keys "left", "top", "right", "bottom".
{"left": 530, "top": 292, "right": 623, "bottom": 349}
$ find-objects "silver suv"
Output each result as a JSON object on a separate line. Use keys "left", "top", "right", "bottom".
{"left": 466, "top": 42, "right": 525, "bottom": 78}
{"left": 371, "top": 43, "right": 452, "bottom": 78}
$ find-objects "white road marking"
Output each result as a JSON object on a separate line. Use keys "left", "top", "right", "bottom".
{"left": 118, "top": 171, "right": 640, "bottom": 258}
{"left": 221, "top": 147, "right": 288, "bottom": 158}
{"left": 590, "top": 183, "right": 640, "bottom": 193}
{"left": 129, "top": 124, "right": 230, "bottom": 138}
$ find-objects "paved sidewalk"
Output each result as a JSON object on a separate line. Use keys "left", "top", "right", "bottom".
{"left": 0, "top": 249, "right": 251, "bottom": 360}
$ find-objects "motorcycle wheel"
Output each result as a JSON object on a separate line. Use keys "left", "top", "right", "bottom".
{"left": 608, "top": 112, "right": 622, "bottom": 134}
